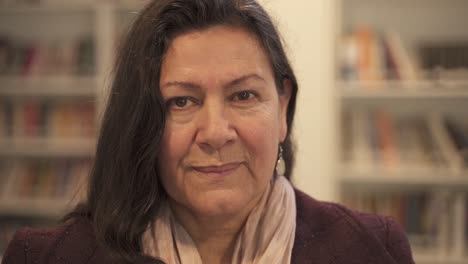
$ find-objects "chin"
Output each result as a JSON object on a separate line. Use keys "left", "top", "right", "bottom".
{"left": 189, "top": 190, "right": 252, "bottom": 217}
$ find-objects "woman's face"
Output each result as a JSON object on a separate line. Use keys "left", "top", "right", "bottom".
{"left": 158, "top": 25, "right": 290, "bottom": 219}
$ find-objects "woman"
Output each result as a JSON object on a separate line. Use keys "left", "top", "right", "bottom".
{"left": 3, "top": 0, "right": 414, "bottom": 263}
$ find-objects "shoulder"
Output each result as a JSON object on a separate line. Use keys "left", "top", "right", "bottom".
{"left": 292, "top": 189, "right": 414, "bottom": 264}
{"left": 2, "top": 218, "right": 108, "bottom": 264}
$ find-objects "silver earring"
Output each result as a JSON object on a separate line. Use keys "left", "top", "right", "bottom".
{"left": 276, "top": 144, "right": 286, "bottom": 176}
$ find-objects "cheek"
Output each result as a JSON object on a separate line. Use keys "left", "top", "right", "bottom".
{"left": 158, "top": 124, "right": 193, "bottom": 184}
{"left": 237, "top": 110, "right": 281, "bottom": 177}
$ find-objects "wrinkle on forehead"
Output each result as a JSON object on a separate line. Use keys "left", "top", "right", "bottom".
{"left": 160, "top": 25, "right": 274, "bottom": 89}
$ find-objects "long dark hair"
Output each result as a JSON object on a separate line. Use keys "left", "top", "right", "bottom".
{"left": 70, "top": 0, "right": 298, "bottom": 263}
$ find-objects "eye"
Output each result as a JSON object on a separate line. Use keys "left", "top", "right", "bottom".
{"left": 167, "top": 96, "right": 196, "bottom": 110}
{"left": 232, "top": 91, "right": 257, "bottom": 102}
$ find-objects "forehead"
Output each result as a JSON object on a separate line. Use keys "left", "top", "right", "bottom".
{"left": 160, "top": 25, "right": 274, "bottom": 86}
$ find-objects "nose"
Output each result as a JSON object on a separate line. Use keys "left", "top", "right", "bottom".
{"left": 195, "top": 101, "right": 236, "bottom": 152}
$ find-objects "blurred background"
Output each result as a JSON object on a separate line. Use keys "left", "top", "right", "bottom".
{"left": 0, "top": 0, "right": 467, "bottom": 263}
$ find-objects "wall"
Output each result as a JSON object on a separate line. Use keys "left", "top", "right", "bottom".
{"left": 259, "top": 0, "right": 339, "bottom": 201}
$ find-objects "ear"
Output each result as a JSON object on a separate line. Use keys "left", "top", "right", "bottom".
{"left": 279, "top": 79, "right": 292, "bottom": 142}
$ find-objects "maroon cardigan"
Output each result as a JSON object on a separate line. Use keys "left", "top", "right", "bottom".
{"left": 2, "top": 190, "right": 414, "bottom": 264}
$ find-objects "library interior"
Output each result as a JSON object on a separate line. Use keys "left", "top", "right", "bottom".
{"left": 0, "top": 0, "right": 467, "bottom": 263}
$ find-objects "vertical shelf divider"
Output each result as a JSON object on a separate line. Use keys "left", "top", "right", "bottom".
{"left": 95, "top": 2, "right": 115, "bottom": 125}
{"left": 452, "top": 193, "right": 466, "bottom": 258}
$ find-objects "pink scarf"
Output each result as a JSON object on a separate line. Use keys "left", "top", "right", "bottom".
{"left": 142, "top": 176, "right": 296, "bottom": 264}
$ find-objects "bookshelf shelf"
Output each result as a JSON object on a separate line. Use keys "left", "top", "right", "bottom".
{"left": 0, "top": 139, "right": 95, "bottom": 157}
{"left": 0, "top": 0, "right": 112, "bottom": 257}
{"left": 341, "top": 169, "right": 468, "bottom": 191}
{"left": 0, "top": 2, "right": 95, "bottom": 13}
{"left": 341, "top": 82, "right": 468, "bottom": 100}
{"left": 414, "top": 253, "right": 468, "bottom": 264}
{"left": 0, "top": 76, "right": 96, "bottom": 97}
{"left": 0, "top": 199, "right": 73, "bottom": 218}
{"left": 337, "top": 0, "right": 468, "bottom": 261}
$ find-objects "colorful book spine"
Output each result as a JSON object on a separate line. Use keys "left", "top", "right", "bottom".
{"left": 0, "top": 35, "right": 94, "bottom": 76}
{"left": 343, "top": 108, "right": 466, "bottom": 173}
{"left": 0, "top": 99, "right": 95, "bottom": 140}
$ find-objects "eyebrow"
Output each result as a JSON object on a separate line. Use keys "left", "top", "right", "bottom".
{"left": 160, "top": 73, "right": 266, "bottom": 90}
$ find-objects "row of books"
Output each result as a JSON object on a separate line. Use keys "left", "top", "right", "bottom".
{"left": 343, "top": 191, "right": 438, "bottom": 246}
{"left": 0, "top": 157, "right": 89, "bottom": 256}
{"left": 0, "top": 36, "right": 95, "bottom": 76}
{"left": 420, "top": 42, "right": 468, "bottom": 71}
{"left": 0, "top": 99, "right": 95, "bottom": 139}
{"left": 340, "top": 27, "right": 468, "bottom": 83}
{"left": 340, "top": 28, "right": 418, "bottom": 82}
{"left": 0, "top": 158, "right": 89, "bottom": 200}
{"left": 341, "top": 109, "right": 468, "bottom": 174}
{"left": 342, "top": 191, "right": 468, "bottom": 250}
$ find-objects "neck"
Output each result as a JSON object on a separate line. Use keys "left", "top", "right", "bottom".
{"left": 194, "top": 224, "right": 239, "bottom": 264}
{"left": 168, "top": 197, "right": 261, "bottom": 264}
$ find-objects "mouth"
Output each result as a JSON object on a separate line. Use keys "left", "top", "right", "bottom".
{"left": 192, "top": 162, "right": 242, "bottom": 178}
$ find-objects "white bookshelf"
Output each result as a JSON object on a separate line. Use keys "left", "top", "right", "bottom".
{"left": 0, "top": 138, "right": 95, "bottom": 157}
{"left": 336, "top": 0, "right": 468, "bottom": 263}
{"left": 0, "top": 1, "right": 143, "bottom": 257}
{"left": 0, "top": 0, "right": 467, "bottom": 262}
{"left": 0, "top": 199, "right": 73, "bottom": 218}
{"left": 0, "top": 3, "right": 95, "bottom": 13}
{"left": 414, "top": 253, "right": 468, "bottom": 264}
{"left": 0, "top": 76, "right": 97, "bottom": 97}
{"left": 341, "top": 168, "right": 468, "bottom": 190}
{"left": 341, "top": 81, "right": 468, "bottom": 100}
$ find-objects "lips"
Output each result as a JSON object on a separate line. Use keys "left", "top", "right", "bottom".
{"left": 192, "top": 162, "right": 241, "bottom": 177}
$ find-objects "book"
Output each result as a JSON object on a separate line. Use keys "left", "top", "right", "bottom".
{"left": 342, "top": 109, "right": 461, "bottom": 174}
{"left": 0, "top": 158, "right": 91, "bottom": 201}
{"left": 0, "top": 36, "right": 94, "bottom": 76}
{"left": 0, "top": 36, "right": 11, "bottom": 75}
{"left": 427, "top": 113, "right": 463, "bottom": 174}
{"left": 420, "top": 42, "right": 468, "bottom": 71}
{"left": 340, "top": 33, "right": 359, "bottom": 81}
{"left": 1, "top": 100, "right": 95, "bottom": 141}
{"left": 349, "top": 108, "right": 373, "bottom": 171}
{"left": 342, "top": 190, "right": 446, "bottom": 249}
{"left": 444, "top": 118, "right": 468, "bottom": 168}
{"left": 382, "top": 31, "right": 419, "bottom": 81}
{"left": 374, "top": 110, "right": 399, "bottom": 169}
{"left": 340, "top": 28, "right": 421, "bottom": 83}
